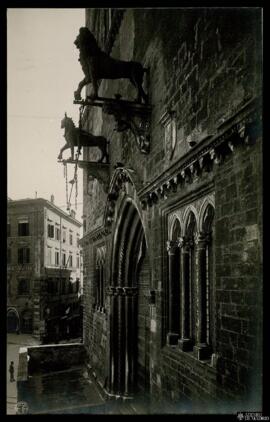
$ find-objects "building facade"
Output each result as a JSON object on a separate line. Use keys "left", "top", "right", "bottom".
{"left": 7, "top": 197, "right": 82, "bottom": 341}
{"left": 79, "top": 8, "right": 262, "bottom": 412}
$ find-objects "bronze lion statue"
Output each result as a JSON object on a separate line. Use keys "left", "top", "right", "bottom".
{"left": 74, "top": 27, "right": 148, "bottom": 104}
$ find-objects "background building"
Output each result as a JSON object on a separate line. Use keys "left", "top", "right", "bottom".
{"left": 7, "top": 197, "right": 82, "bottom": 342}
{"left": 79, "top": 8, "right": 262, "bottom": 413}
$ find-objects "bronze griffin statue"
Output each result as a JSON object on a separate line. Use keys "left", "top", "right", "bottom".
{"left": 58, "top": 113, "right": 109, "bottom": 163}
{"left": 74, "top": 26, "right": 148, "bottom": 104}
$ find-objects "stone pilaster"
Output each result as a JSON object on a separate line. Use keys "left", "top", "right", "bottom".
{"left": 107, "top": 286, "right": 117, "bottom": 394}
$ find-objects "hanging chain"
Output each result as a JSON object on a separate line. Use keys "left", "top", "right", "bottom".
{"left": 63, "top": 106, "right": 85, "bottom": 214}
{"left": 75, "top": 171, "right": 78, "bottom": 210}
{"left": 78, "top": 104, "right": 85, "bottom": 158}
{"left": 64, "top": 162, "right": 70, "bottom": 211}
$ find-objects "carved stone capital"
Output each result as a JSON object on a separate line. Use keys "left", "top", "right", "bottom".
{"left": 195, "top": 232, "right": 210, "bottom": 246}
{"left": 179, "top": 236, "right": 194, "bottom": 250}
{"left": 166, "top": 240, "right": 179, "bottom": 253}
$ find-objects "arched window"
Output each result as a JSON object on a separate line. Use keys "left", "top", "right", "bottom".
{"left": 166, "top": 200, "right": 215, "bottom": 360}
{"left": 166, "top": 219, "right": 181, "bottom": 345}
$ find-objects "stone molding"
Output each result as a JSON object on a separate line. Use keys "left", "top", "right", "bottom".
{"left": 107, "top": 286, "right": 138, "bottom": 296}
{"left": 139, "top": 97, "right": 261, "bottom": 209}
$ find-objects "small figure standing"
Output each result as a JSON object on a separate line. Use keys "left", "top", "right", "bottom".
{"left": 9, "top": 361, "right": 15, "bottom": 382}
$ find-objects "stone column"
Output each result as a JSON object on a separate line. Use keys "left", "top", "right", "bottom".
{"left": 100, "top": 266, "right": 104, "bottom": 309}
{"left": 107, "top": 286, "right": 117, "bottom": 394}
{"left": 117, "top": 287, "right": 125, "bottom": 394}
{"left": 96, "top": 267, "right": 100, "bottom": 309}
{"left": 178, "top": 237, "right": 193, "bottom": 351}
{"left": 131, "top": 287, "right": 138, "bottom": 393}
{"left": 124, "top": 286, "right": 138, "bottom": 396}
{"left": 166, "top": 240, "right": 180, "bottom": 345}
{"left": 193, "top": 233, "right": 210, "bottom": 360}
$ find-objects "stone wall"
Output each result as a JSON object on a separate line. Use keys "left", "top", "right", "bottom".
{"left": 82, "top": 8, "right": 262, "bottom": 410}
{"left": 214, "top": 139, "right": 262, "bottom": 406}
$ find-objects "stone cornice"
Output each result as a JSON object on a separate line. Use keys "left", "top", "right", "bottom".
{"left": 138, "top": 96, "right": 261, "bottom": 208}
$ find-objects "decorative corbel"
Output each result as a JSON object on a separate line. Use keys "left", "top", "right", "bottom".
{"left": 141, "top": 199, "right": 148, "bottom": 210}
{"left": 199, "top": 156, "right": 205, "bottom": 170}
{"left": 228, "top": 140, "right": 234, "bottom": 152}
{"left": 180, "top": 168, "right": 191, "bottom": 184}
{"left": 189, "top": 162, "right": 200, "bottom": 179}
{"left": 209, "top": 148, "right": 222, "bottom": 165}
{"left": 149, "top": 191, "right": 159, "bottom": 205}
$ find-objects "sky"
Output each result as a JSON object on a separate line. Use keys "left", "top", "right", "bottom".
{"left": 7, "top": 8, "right": 85, "bottom": 223}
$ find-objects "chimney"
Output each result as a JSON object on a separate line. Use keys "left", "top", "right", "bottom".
{"left": 50, "top": 194, "right": 54, "bottom": 204}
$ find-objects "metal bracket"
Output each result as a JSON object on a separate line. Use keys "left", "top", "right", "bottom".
{"left": 74, "top": 95, "right": 152, "bottom": 155}
{"left": 60, "top": 159, "right": 110, "bottom": 192}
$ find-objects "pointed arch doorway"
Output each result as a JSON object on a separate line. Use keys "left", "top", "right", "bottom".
{"left": 107, "top": 199, "right": 150, "bottom": 397}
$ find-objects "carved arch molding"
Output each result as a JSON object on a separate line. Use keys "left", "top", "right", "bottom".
{"left": 106, "top": 199, "right": 150, "bottom": 397}
{"left": 168, "top": 192, "right": 215, "bottom": 238}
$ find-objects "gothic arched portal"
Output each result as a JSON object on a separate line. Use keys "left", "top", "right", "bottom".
{"left": 107, "top": 199, "right": 150, "bottom": 397}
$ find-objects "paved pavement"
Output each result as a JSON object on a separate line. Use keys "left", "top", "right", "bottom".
{"left": 21, "top": 366, "right": 106, "bottom": 414}
{"left": 6, "top": 333, "right": 40, "bottom": 415}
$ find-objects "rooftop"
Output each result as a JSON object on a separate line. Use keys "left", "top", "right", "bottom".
{"left": 7, "top": 197, "right": 81, "bottom": 226}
